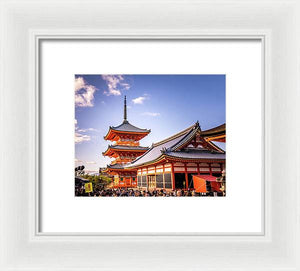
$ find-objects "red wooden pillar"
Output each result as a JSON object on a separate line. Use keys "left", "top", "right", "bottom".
{"left": 146, "top": 166, "right": 149, "bottom": 189}
{"left": 163, "top": 164, "right": 165, "bottom": 189}
{"left": 197, "top": 163, "right": 200, "bottom": 175}
{"left": 171, "top": 162, "right": 175, "bottom": 190}
{"left": 184, "top": 163, "right": 188, "bottom": 190}
{"left": 154, "top": 165, "right": 157, "bottom": 188}
{"left": 209, "top": 163, "right": 212, "bottom": 175}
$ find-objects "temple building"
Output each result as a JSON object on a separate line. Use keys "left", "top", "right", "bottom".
{"left": 201, "top": 123, "right": 226, "bottom": 143}
{"left": 103, "top": 96, "right": 150, "bottom": 187}
{"left": 125, "top": 122, "right": 226, "bottom": 190}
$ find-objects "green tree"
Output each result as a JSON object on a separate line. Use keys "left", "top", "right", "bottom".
{"left": 82, "top": 174, "right": 113, "bottom": 190}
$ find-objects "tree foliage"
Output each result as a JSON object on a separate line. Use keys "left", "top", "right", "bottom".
{"left": 82, "top": 174, "right": 113, "bottom": 190}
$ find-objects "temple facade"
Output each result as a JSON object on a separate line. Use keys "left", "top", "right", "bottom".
{"left": 125, "top": 122, "right": 226, "bottom": 190}
{"left": 103, "top": 96, "right": 150, "bottom": 188}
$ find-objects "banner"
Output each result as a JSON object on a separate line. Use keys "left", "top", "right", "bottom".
{"left": 84, "top": 182, "right": 93, "bottom": 193}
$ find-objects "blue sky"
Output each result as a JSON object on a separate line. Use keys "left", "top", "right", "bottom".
{"left": 75, "top": 75, "right": 225, "bottom": 172}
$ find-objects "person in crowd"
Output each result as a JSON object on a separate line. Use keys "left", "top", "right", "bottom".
{"left": 75, "top": 184, "right": 220, "bottom": 197}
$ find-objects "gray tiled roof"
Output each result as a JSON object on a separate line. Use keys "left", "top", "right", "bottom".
{"left": 202, "top": 123, "right": 225, "bottom": 137}
{"left": 107, "top": 163, "right": 126, "bottom": 169}
{"left": 111, "top": 120, "right": 150, "bottom": 133}
{"left": 126, "top": 129, "right": 192, "bottom": 168}
{"left": 166, "top": 150, "right": 225, "bottom": 160}
{"left": 108, "top": 145, "right": 149, "bottom": 151}
{"left": 168, "top": 126, "right": 198, "bottom": 151}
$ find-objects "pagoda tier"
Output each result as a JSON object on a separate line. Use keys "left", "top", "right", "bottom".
{"left": 106, "top": 163, "right": 136, "bottom": 174}
{"left": 104, "top": 163, "right": 138, "bottom": 187}
{"left": 104, "top": 122, "right": 150, "bottom": 142}
{"left": 102, "top": 96, "right": 151, "bottom": 188}
{"left": 103, "top": 145, "right": 149, "bottom": 160}
{"left": 104, "top": 96, "right": 150, "bottom": 142}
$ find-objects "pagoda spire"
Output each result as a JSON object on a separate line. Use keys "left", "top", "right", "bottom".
{"left": 123, "top": 95, "right": 128, "bottom": 123}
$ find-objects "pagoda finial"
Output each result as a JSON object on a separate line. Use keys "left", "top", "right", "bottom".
{"left": 123, "top": 95, "right": 128, "bottom": 123}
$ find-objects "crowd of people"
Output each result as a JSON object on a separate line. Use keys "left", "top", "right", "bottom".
{"left": 75, "top": 186, "right": 223, "bottom": 197}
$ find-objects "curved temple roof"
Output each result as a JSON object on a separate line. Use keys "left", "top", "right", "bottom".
{"left": 202, "top": 123, "right": 225, "bottom": 136}
{"left": 165, "top": 150, "right": 225, "bottom": 160}
{"left": 107, "top": 145, "right": 149, "bottom": 151}
{"left": 202, "top": 123, "right": 226, "bottom": 142}
{"left": 106, "top": 163, "right": 127, "bottom": 170}
{"left": 110, "top": 121, "right": 150, "bottom": 133}
{"left": 126, "top": 122, "right": 225, "bottom": 168}
{"left": 103, "top": 145, "right": 149, "bottom": 157}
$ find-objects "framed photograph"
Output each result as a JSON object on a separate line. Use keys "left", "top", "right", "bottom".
{"left": 40, "top": 40, "right": 261, "bottom": 234}
{"left": 75, "top": 74, "right": 226, "bottom": 196}
{"left": 1, "top": 1, "right": 299, "bottom": 270}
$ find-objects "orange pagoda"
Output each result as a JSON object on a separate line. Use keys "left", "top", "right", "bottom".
{"left": 103, "top": 96, "right": 150, "bottom": 187}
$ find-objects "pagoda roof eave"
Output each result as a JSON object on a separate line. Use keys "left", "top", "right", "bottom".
{"left": 105, "top": 164, "right": 137, "bottom": 172}
{"left": 103, "top": 121, "right": 151, "bottom": 140}
{"left": 106, "top": 167, "right": 129, "bottom": 171}
{"left": 103, "top": 145, "right": 149, "bottom": 156}
{"left": 104, "top": 128, "right": 150, "bottom": 141}
{"left": 108, "top": 145, "right": 149, "bottom": 151}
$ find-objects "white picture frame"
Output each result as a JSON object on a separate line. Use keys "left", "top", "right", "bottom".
{"left": 0, "top": 0, "right": 299, "bottom": 270}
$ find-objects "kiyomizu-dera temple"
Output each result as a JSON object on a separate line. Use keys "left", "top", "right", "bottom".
{"left": 103, "top": 96, "right": 150, "bottom": 187}
{"left": 125, "top": 122, "right": 226, "bottom": 190}
{"left": 103, "top": 96, "right": 226, "bottom": 190}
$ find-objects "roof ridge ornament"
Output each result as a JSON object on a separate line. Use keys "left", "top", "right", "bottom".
{"left": 195, "top": 120, "right": 201, "bottom": 130}
{"left": 161, "top": 147, "right": 167, "bottom": 154}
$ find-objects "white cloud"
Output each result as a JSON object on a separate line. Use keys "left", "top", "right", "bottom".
{"left": 75, "top": 159, "right": 96, "bottom": 165}
{"left": 75, "top": 77, "right": 85, "bottom": 91}
{"left": 75, "top": 77, "right": 97, "bottom": 107}
{"left": 75, "top": 119, "right": 96, "bottom": 144}
{"left": 132, "top": 96, "right": 146, "bottom": 104}
{"left": 101, "top": 75, "right": 130, "bottom": 96}
{"left": 75, "top": 132, "right": 91, "bottom": 144}
{"left": 86, "top": 161, "right": 96, "bottom": 164}
{"left": 77, "top": 128, "right": 98, "bottom": 133}
{"left": 142, "top": 112, "right": 160, "bottom": 117}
